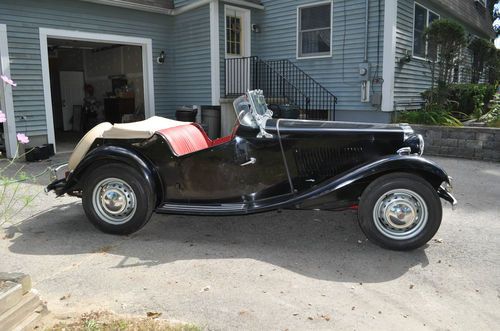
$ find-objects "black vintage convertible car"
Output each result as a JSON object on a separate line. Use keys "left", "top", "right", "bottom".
{"left": 47, "top": 90, "right": 456, "bottom": 250}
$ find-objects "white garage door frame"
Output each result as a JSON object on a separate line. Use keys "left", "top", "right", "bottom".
{"left": 39, "top": 28, "right": 155, "bottom": 152}
{"left": 0, "top": 23, "right": 17, "bottom": 158}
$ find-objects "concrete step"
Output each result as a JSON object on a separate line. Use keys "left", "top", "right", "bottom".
{"left": 0, "top": 290, "right": 42, "bottom": 331}
{"left": 11, "top": 304, "right": 48, "bottom": 331}
{"left": 0, "top": 273, "right": 32, "bottom": 294}
{"left": 0, "top": 282, "right": 23, "bottom": 316}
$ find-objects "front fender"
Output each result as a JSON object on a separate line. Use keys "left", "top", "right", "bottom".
{"left": 294, "top": 155, "right": 451, "bottom": 209}
{"left": 55, "top": 146, "right": 163, "bottom": 204}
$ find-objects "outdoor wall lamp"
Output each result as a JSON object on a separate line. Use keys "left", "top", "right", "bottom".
{"left": 157, "top": 51, "right": 166, "bottom": 64}
{"left": 251, "top": 24, "right": 260, "bottom": 33}
{"left": 399, "top": 50, "right": 412, "bottom": 65}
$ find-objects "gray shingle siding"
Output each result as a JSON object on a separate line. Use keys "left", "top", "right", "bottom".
{"left": 394, "top": 0, "right": 492, "bottom": 109}
{"left": 433, "top": 0, "right": 493, "bottom": 38}
{"left": 170, "top": 4, "right": 212, "bottom": 108}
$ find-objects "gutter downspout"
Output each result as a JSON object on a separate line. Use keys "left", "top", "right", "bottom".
{"left": 364, "top": 0, "right": 369, "bottom": 62}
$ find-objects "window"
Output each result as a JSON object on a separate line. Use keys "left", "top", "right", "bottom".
{"left": 298, "top": 2, "right": 332, "bottom": 58}
{"left": 226, "top": 14, "right": 242, "bottom": 56}
{"left": 413, "top": 3, "right": 440, "bottom": 59}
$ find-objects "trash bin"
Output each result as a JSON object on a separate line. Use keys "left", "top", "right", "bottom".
{"left": 279, "top": 104, "right": 300, "bottom": 119}
{"left": 176, "top": 106, "right": 198, "bottom": 122}
{"left": 202, "top": 107, "right": 221, "bottom": 140}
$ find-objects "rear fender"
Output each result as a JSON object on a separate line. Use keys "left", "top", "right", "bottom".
{"left": 61, "top": 146, "right": 163, "bottom": 204}
{"left": 296, "top": 155, "right": 451, "bottom": 209}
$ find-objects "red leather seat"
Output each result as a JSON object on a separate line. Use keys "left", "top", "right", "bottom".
{"left": 157, "top": 124, "right": 211, "bottom": 156}
{"left": 157, "top": 123, "right": 238, "bottom": 156}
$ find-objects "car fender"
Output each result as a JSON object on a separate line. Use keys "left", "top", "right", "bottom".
{"left": 61, "top": 145, "right": 163, "bottom": 204}
{"left": 291, "top": 155, "right": 451, "bottom": 209}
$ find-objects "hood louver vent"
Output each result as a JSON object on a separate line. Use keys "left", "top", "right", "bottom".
{"left": 294, "top": 146, "right": 364, "bottom": 178}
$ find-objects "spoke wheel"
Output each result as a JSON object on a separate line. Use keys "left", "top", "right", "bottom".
{"left": 357, "top": 173, "right": 442, "bottom": 251}
{"left": 83, "top": 163, "right": 155, "bottom": 235}
{"left": 372, "top": 189, "right": 428, "bottom": 240}
{"left": 92, "top": 178, "right": 137, "bottom": 225}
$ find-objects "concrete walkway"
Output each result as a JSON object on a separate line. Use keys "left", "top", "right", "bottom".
{"left": 1, "top": 156, "right": 499, "bottom": 330}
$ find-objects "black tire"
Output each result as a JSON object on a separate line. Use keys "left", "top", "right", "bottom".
{"left": 358, "top": 172, "right": 442, "bottom": 251}
{"left": 82, "top": 163, "right": 155, "bottom": 235}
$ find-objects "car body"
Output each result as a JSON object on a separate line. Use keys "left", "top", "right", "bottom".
{"left": 47, "top": 90, "right": 456, "bottom": 250}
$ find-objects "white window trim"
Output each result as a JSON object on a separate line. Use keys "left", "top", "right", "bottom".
{"left": 412, "top": 2, "right": 440, "bottom": 61}
{"left": 224, "top": 5, "right": 251, "bottom": 59}
{"left": 296, "top": 0, "right": 333, "bottom": 60}
{"left": 0, "top": 24, "right": 17, "bottom": 158}
{"left": 39, "top": 28, "right": 155, "bottom": 153}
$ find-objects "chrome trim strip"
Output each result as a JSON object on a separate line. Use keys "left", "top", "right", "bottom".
{"left": 277, "top": 118, "right": 295, "bottom": 194}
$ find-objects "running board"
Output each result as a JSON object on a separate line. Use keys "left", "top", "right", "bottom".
{"left": 156, "top": 202, "right": 247, "bottom": 215}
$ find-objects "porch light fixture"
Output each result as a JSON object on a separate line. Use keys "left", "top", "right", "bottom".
{"left": 157, "top": 50, "right": 166, "bottom": 64}
{"left": 251, "top": 24, "right": 260, "bottom": 33}
{"left": 399, "top": 49, "right": 412, "bottom": 65}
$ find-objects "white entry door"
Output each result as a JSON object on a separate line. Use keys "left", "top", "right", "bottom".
{"left": 225, "top": 6, "right": 251, "bottom": 96}
{"left": 59, "top": 71, "right": 85, "bottom": 131}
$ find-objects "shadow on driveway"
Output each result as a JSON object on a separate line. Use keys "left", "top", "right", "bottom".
{"left": 7, "top": 201, "right": 429, "bottom": 283}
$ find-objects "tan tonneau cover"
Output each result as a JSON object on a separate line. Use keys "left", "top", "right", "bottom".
{"left": 68, "top": 116, "right": 188, "bottom": 171}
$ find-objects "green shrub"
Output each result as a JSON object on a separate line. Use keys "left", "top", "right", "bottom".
{"left": 396, "top": 104, "right": 462, "bottom": 127}
{"left": 425, "top": 19, "right": 466, "bottom": 84}
{"left": 480, "top": 93, "right": 500, "bottom": 127}
{"left": 422, "top": 84, "right": 496, "bottom": 118}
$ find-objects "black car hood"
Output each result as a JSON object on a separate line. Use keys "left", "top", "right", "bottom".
{"left": 265, "top": 118, "right": 410, "bottom": 135}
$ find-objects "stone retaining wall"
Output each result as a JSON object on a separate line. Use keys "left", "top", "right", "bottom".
{"left": 411, "top": 125, "right": 500, "bottom": 162}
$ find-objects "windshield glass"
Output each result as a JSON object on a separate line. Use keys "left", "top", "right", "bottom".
{"left": 250, "top": 92, "right": 268, "bottom": 115}
{"left": 233, "top": 95, "right": 257, "bottom": 128}
{"left": 232, "top": 90, "right": 273, "bottom": 128}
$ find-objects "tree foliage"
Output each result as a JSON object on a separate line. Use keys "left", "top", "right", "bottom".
{"left": 424, "top": 19, "right": 466, "bottom": 84}
{"left": 469, "top": 38, "right": 496, "bottom": 83}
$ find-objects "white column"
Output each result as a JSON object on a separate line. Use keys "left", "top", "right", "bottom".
{"left": 382, "top": 0, "right": 398, "bottom": 112}
{"left": 0, "top": 24, "right": 17, "bottom": 158}
{"left": 210, "top": 0, "right": 221, "bottom": 105}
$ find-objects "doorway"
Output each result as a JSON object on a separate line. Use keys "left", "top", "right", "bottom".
{"left": 224, "top": 6, "right": 251, "bottom": 96}
{"left": 40, "top": 29, "right": 154, "bottom": 153}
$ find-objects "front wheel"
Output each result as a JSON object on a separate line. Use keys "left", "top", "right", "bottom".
{"left": 82, "top": 163, "right": 155, "bottom": 235}
{"left": 358, "top": 173, "right": 442, "bottom": 251}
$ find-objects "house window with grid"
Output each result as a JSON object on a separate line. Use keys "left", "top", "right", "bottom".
{"left": 298, "top": 2, "right": 332, "bottom": 58}
{"left": 413, "top": 3, "right": 440, "bottom": 59}
{"left": 226, "top": 15, "right": 242, "bottom": 56}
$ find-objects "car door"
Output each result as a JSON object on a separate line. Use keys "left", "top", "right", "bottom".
{"left": 171, "top": 131, "right": 290, "bottom": 203}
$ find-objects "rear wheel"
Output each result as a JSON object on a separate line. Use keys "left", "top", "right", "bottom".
{"left": 82, "top": 163, "right": 155, "bottom": 235}
{"left": 358, "top": 173, "right": 442, "bottom": 251}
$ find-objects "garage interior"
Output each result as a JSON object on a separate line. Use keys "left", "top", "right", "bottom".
{"left": 47, "top": 39, "right": 145, "bottom": 152}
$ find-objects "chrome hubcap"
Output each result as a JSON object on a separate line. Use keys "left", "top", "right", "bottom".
{"left": 92, "top": 178, "right": 136, "bottom": 225}
{"left": 373, "top": 189, "right": 428, "bottom": 240}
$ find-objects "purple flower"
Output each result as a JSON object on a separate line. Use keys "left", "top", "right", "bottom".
{"left": 16, "top": 133, "right": 29, "bottom": 144}
{"left": 0, "top": 75, "right": 16, "bottom": 87}
{"left": 0, "top": 111, "right": 6, "bottom": 123}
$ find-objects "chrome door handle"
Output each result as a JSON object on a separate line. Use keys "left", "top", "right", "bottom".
{"left": 240, "top": 157, "right": 256, "bottom": 166}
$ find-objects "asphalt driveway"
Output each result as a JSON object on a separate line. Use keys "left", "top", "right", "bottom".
{"left": 1, "top": 156, "right": 499, "bottom": 330}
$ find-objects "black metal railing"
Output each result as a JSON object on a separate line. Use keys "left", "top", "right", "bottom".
{"left": 224, "top": 56, "right": 337, "bottom": 120}
{"left": 266, "top": 59, "right": 338, "bottom": 120}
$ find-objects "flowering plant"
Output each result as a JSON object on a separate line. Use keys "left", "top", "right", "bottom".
{"left": 1, "top": 75, "right": 40, "bottom": 228}
{"left": 494, "top": 18, "right": 500, "bottom": 33}
{"left": 494, "top": 3, "right": 500, "bottom": 18}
